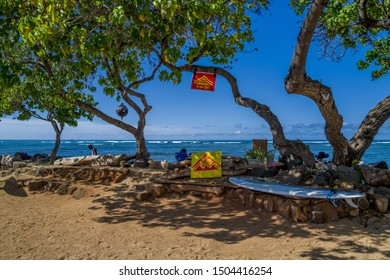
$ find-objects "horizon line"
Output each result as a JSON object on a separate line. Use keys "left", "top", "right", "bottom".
{"left": 2, "top": 138, "right": 389, "bottom": 142}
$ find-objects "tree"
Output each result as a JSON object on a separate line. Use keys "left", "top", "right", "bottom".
{"left": 0, "top": 86, "right": 92, "bottom": 164}
{"left": 135, "top": 0, "right": 317, "bottom": 166}
{"left": 0, "top": 1, "right": 94, "bottom": 163}
{"left": 285, "top": 0, "right": 390, "bottom": 165}
{"left": 0, "top": 0, "right": 161, "bottom": 163}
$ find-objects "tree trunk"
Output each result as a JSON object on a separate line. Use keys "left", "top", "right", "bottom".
{"left": 134, "top": 102, "right": 152, "bottom": 161}
{"left": 169, "top": 64, "right": 316, "bottom": 167}
{"left": 50, "top": 120, "right": 63, "bottom": 164}
{"left": 235, "top": 96, "right": 316, "bottom": 167}
{"left": 285, "top": 75, "right": 349, "bottom": 165}
{"left": 70, "top": 98, "right": 150, "bottom": 160}
{"left": 284, "top": 0, "right": 351, "bottom": 164}
{"left": 347, "top": 95, "right": 390, "bottom": 165}
{"left": 135, "top": 131, "right": 149, "bottom": 161}
{"left": 284, "top": 0, "right": 390, "bottom": 166}
{"left": 45, "top": 59, "right": 152, "bottom": 163}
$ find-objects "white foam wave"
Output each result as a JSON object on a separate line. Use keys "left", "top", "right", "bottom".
{"left": 77, "top": 143, "right": 102, "bottom": 146}
{"left": 214, "top": 141, "right": 242, "bottom": 144}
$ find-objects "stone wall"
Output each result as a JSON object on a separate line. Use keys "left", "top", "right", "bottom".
{"left": 1, "top": 158, "right": 389, "bottom": 224}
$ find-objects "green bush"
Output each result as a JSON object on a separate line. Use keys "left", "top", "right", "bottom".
{"left": 244, "top": 149, "right": 275, "bottom": 161}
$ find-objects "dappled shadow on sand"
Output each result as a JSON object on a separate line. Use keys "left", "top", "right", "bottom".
{"left": 89, "top": 186, "right": 390, "bottom": 259}
{"left": 301, "top": 238, "right": 390, "bottom": 260}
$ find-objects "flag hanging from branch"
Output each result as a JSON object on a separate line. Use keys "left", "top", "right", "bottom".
{"left": 191, "top": 72, "right": 216, "bottom": 91}
{"left": 191, "top": 151, "right": 222, "bottom": 178}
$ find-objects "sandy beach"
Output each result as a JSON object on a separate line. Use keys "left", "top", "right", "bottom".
{"left": 1, "top": 175, "right": 390, "bottom": 260}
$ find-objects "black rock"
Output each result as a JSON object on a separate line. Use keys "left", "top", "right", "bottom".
{"left": 250, "top": 166, "right": 278, "bottom": 178}
{"left": 367, "top": 161, "right": 388, "bottom": 170}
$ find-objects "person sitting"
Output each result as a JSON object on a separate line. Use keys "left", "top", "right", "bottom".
{"left": 175, "top": 148, "right": 189, "bottom": 162}
{"left": 14, "top": 152, "right": 32, "bottom": 160}
{"left": 315, "top": 151, "right": 329, "bottom": 162}
{"left": 315, "top": 151, "right": 329, "bottom": 171}
{"left": 88, "top": 144, "right": 98, "bottom": 155}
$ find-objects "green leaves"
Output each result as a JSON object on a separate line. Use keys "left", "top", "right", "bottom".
{"left": 0, "top": 0, "right": 96, "bottom": 131}
{"left": 158, "top": 69, "right": 182, "bottom": 84}
{"left": 290, "top": 0, "right": 312, "bottom": 15}
{"left": 359, "top": 36, "right": 390, "bottom": 79}
{"left": 292, "top": 0, "right": 389, "bottom": 79}
{"left": 103, "top": 86, "right": 116, "bottom": 97}
{"left": 110, "top": 6, "right": 125, "bottom": 25}
{"left": 146, "top": 0, "right": 269, "bottom": 84}
{"left": 1, "top": 0, "right": 271, "bottom": 139}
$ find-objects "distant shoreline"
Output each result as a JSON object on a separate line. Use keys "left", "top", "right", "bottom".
{"left": 1, "top": 139, "right": 390, "bottom": 142}
{"left": 1, "top": 139, "right": 389, "bottom": 164}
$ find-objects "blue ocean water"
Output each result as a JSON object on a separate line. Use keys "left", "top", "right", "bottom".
{"left": 0, "top": 139, "right": 389, "bottom": 165}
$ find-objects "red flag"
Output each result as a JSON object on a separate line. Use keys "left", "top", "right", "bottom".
{"left": 191, "top": 72, "right": 216, "bottom": 91}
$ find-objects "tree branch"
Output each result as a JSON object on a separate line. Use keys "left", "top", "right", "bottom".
{"left": 70, "top": 97, "right": 138, "bottom": 135}
{"left": 285, "top": 0, "right": 351, "bottom": 164}
{"left": 359, "top": 0, "right": 390, "bottom": 31}
{"left": 158, "top": 59, "right": 315, "bottom": 166}
{"left": 349, "top": 95, "right": 390, "bottom": 160}
{"left": 28, "top": 110, "right": 50, "bottom": 122}
{"left": 129, "top": 61, "right": 162, "bottom": 89}
{"left": 41, "top": 55, "right": 138, "bottom": 135}
{"left": 285, "top": 0, "right": 330, "bottom": 89}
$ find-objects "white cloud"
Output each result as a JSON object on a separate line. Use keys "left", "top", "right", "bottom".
{"left": 0, "top": 119, "right": 54, "bottom": 139}
{"left": 0, "top": 119, "right": 130, "bottom": 140}
{"left": 1, "top": 118, "right": 389, "bottom": 140}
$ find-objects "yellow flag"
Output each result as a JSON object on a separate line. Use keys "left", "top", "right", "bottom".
{"left": 191, "top": 151, "right": 222, "bottom": 178}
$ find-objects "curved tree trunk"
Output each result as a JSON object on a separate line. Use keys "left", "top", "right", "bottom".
{"left": 168, "top": 64, "right": 316, "bottom": 167}
{"left": 134, "top": 103, "right": 152, "bottom": 161}
{"left": 285, "top": 0, "right": 390, "bottom": 166}
{"left": 135, "top": 131, "right": 149, "bottom": 160}
{"left": 284, "top": 0, "right": 350, "bottom": 164}
{"left": 44, "top": 58, "right": 154, "bottom": 163}
{"left": 235, "top": 97, "right": 316, "bottom": 167}
{"left": 285, "top": 73, "right": 349, "bottom": 165}
{"left": 71, "top": 98, "right": 150, "bottom": 161}
{"left": 49, "top": 120, "right": 63, "bottom": 164}
{"left": 347, "top": 96, "right": 390, "bottom": 164}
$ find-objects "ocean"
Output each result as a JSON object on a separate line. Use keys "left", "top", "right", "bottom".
{"left": 0, "top": 139, "right": 389, "bottom": 165}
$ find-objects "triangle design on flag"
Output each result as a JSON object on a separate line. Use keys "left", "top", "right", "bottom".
{"left": 192, "top": 153, "right": 221, "bottom": 171}
{"left": 193, "top": 75, "right": 214, "bottom": 86}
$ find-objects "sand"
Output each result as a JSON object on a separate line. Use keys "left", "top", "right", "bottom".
{"left": 1, "top": 179, "right": 390, "bottom": 260}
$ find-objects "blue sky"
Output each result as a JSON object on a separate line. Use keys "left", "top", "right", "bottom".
{"left": 0, "top": 1, "right": 389, "bottom": 140}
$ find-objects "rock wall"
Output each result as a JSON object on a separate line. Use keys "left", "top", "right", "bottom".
{"left": 128, "top": 179, "right": 367, "bottom": 224}
{"left": 1, "top": 157, "right": 390, "bottom": 224}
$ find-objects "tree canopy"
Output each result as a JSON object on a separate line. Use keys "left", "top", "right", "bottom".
{"left": 291, "top": 0, "right": 389, "bottom": 79}
{"left": 286, "top": 0, "right": 390, "bottom": 165}
{"left": 0, "top": 0, "right": 271, "bottom": 161}
{"left": 0, "top": 0, "right": 388, "bottom": 166}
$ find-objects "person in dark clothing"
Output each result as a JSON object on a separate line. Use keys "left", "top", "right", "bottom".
{"left": 315, "top": 151, "right": 329, "bottom": 171}
{"left": 88, "top": 144, "right": 98, "bottom": 155}
{"left": 175, "top": 148, "right": 189, "bottom": 162}
{"left": 315, "top": 151, "right": 329, "bottom": 162}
